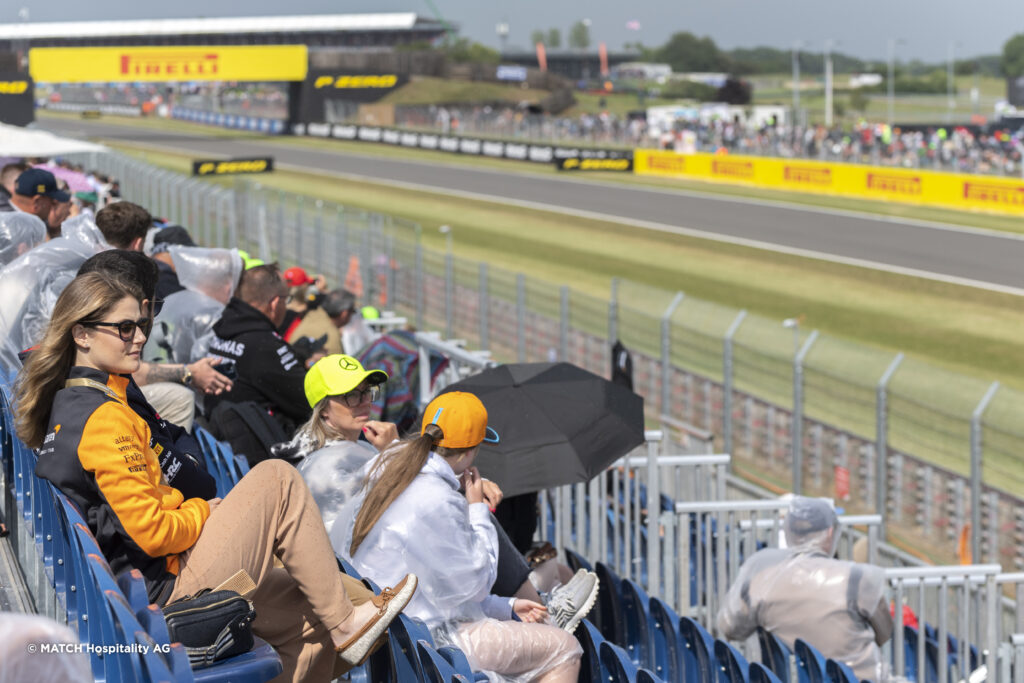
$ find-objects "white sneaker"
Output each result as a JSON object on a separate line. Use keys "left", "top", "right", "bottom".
{"left": 546, "top": 569, "right": 599, "bottom": 634}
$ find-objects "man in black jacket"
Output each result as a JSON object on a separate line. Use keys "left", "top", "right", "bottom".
{"left": 206, "top": 264, "right": 311, "bottom": 438}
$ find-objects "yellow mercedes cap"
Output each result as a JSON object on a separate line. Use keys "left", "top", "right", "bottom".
{"left": 304, "top": 354, "right": 388, "bottom": 408}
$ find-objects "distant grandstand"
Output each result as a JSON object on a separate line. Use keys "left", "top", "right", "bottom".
{"left": 0, "top": 13, "right": 449, "bottom": 51}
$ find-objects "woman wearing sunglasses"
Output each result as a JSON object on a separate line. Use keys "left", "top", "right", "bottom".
{"left": 17, "top": 271, "right": 417, "bottom": 682}
{"left": 291, "top": 354, "right": 394, "bottom": 535}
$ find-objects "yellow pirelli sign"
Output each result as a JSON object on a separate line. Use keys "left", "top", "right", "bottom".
{"left": 30, "top": 45, "right": 308, "bottom": 83}
{"left": 634, "top": 149, "right": 1024, "bottom": 217}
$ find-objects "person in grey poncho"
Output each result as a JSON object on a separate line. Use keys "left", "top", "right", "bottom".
{"left": 717, "top": 496, "right": 893, "bottom": 681}
{"left": 0, "top": 212, "right": 46, "bottom": 268}
{"left": 145, "top": 245, "right": 242, "bottom": 364}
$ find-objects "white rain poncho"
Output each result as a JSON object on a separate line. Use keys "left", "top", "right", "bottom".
{"left": 0, "top": 613, "right": 92, "bottom": 682}
{"left": 334, "top": 450, "right": 581, "bottom": 683}
{"left": 0, "top": 212, "right": 46, "bottom": 267}
{"left": 0, "top": 214, "right": 108, "bottom": 369}
{"left": 145, "top": 246, "right": 241, "bottom": 363}
{"left": 297, "top": 437, "right": 377, "bottom": 536}
{"left": 717, "top": 497, "right": 891, "bottom": 681}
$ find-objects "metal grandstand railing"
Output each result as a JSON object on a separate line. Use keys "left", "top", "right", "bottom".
{"left": 74, "top": 149, "right": 1024, "bottom": 575}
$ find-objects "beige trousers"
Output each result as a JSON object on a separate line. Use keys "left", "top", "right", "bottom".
{"left": 168, "top": 459, "right": 372, "bottom": 682}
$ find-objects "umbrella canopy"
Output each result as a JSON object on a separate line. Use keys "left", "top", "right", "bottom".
{"left": 33, "top": 164, "right": 93, "bottom": 192}
{"left": 440, "top": 362, "right": 645, "bottom": 497}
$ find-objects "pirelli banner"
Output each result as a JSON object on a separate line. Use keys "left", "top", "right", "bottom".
{"left": 0, "top": 73, "right": 33, "bottom": 126}
{"left": 29, "top": 45, "right": 308, "bottom": 83}
{"left": 192, "top": 157, "right": 274, "bottom": 177}
{"left": 295, "top": 70, "right": 409, "bottom": 124}
{"left": 635, "top": 150, "right": 1024, "bottom": 217}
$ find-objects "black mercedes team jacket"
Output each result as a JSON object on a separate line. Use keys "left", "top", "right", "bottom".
{"left": 205, "top": 297, "right": 312, "bottom": 428}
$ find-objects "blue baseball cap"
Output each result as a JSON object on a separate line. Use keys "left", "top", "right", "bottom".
{"left": 15, "top": 168, "right": 70, "bottom": 202}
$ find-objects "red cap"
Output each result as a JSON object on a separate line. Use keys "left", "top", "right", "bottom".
{"left": 283, "top": 266, "right": 314, "bottom": 287}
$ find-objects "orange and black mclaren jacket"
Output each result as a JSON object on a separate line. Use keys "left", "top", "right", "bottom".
{"left": 35, "top": 367, "right": 210, "bottom": 604}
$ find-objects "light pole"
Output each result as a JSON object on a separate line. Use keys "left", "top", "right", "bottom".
{"left": 495, "top": 19, "right": 509, "bottom": 53}
{"left": 947, "top": 40, "right": 961, "bottom": 123}
{"left": 824, "top": 39, "right": 838, "bottom": 128}
{"left": 791, "top": 41, "right": 804, "bottom": 124}
{"left": 887, "top": 38, "right": 905, "bottom": 127}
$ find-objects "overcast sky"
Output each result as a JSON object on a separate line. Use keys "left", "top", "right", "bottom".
{"left": 7, "top": 0, "right": 1013, "bottom": 63}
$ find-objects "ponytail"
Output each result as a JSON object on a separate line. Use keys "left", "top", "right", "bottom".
{"left": 350, "top": 423, "right": 442, "bottom": 555}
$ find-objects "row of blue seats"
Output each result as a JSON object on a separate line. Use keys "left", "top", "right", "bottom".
{"left": 0, "top": 380, "right": 282, "bottom": 682}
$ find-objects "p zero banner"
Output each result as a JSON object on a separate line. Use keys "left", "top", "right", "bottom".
{"left": 0, "top": 73, "right": 33, "bottom": 126}
{"left": 635, "top": 150, "right": 1024, "bottom": 217}
{"left": 296, "top": 70, "right": 409, "bottom": 124}
{"left": 29, "top": 45, "right": 308, "bottom": 83}
{"left": 192, "top": 157, "right": 274, "bottom": 177}
{"left": 556, "top": 157, "right": 633, "bottom": 172}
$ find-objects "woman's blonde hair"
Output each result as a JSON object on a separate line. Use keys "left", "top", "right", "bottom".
{"left": 294, "top": 397, "right": 338, "bottom": 451}
{"left": 349, "top": 423, "right": 474, "bottom": 555}
{"left": 15, "top": 271, "right": 142, "bottom": 448}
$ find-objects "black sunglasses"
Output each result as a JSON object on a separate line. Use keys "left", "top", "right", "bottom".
{"left": 334, "top": 384, "right": 382, "bottom": 408}
{"left": 81, "top": 318, "right": 151, "bottom": 343}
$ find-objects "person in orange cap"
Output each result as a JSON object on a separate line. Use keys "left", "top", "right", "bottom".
{"left": 337, "top": 391, "right": 583, "bottom": 682}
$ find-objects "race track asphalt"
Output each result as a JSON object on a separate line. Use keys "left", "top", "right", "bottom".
{"left": 40, "top": 117, "right": 1024, "bottom": 293}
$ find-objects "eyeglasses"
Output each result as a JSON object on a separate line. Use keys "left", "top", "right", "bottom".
{"left": 334, "top": 384, "right": 381, "bottom": 408}
{"left": 81, "top": 318, "right": 151, "bottom": 342}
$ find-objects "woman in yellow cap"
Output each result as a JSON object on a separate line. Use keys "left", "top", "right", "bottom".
{"left": 291, "top": 354, "right": 395, "bottom": 535}
{"left": 336, "top": 391, "right": 583, "bottom": 683}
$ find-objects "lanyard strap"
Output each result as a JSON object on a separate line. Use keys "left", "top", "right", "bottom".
{"left": 64, "top": 377, "right": 127, "bottom": 408}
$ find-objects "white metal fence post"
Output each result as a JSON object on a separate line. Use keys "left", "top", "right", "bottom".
{"left": 660, "top": 293, "right": 685, "bottom": 420}
{"left": 723, "top": 310, "right": 747, "bottom": 458}
{"left": 971, "top": 381, "right": 1000, "bottom": 564}
{"left": 791, "top": 330, "right": 819, "bottom": 495}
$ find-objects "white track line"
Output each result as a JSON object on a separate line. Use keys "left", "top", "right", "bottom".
{"left": 100, "top": 136, "right": 1024, "bottom": 297}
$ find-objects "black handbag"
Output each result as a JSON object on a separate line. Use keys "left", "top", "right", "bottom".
{"left": 163, "top": 589, "right": 256, "bottom": 668}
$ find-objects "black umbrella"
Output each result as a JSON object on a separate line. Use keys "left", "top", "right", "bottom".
{"left": 439, "top": 362, "right": 645, "bottom": 497}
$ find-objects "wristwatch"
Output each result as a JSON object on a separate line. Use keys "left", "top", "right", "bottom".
{"left": 182, "top": 366, "right": 193, "bottom": 386}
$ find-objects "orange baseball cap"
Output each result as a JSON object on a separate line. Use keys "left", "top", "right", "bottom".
{"left": 421, "top": 392, "right": 500, "bottom": 449}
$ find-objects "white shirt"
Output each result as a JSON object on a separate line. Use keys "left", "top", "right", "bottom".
{"left": 334, "top": 451, "right": 514, "bottom": 629}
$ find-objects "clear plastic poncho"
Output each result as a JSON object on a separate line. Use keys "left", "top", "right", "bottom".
{"left": 717, "top": 496, "right": 890, "bottom": 681}
{"left": 296, "top": 437, "right": 377, "bottom": 536}
{"left": 0, "top": 212, "right": 46, "bottom": 267}
{"left": 0, "top": 613, "right": 92, "bottom": 682}
{"left": 0, "top": 214, "right": 109, "bottom": 369}
{"left": 332, "top": 450, "right": 581, "bottom": 683}
{"left": 145, "top": 246, "right": 241, "bottom": 363}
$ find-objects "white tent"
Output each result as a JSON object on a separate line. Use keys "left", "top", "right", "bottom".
{"left": 0, "top": 123, "right": 106, "bottom": 157}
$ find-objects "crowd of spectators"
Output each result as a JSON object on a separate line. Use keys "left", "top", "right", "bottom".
{"left": 0, "top": 159, "right": 606, "bottom": 682}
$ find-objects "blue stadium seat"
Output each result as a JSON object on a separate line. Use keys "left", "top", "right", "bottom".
{"left": 649, "top": 597, "right": 684, "bottom": 682}
{"left": 637, "top": 669, "right": 668, "bottom": 683}
{"left": 564, "top": 547, "right": 594, "bottom": 573}
{"left": 679, "top": 617, "right": 717, "bottom": 683}
{"left": 621, "top": 578, "right": 654, "bottom": 668}
{"left": 714, "top": 639, "right": 750, "bottom": 683}
{"left": 387, "top": 615, "right": 433, "bottom": 682}
{"left": 750, "top": 661, "right": 786, "bottom": 683}
{"left": 576, "top": 616, "right": 609, "bottom": 683}
{"left": 794, "top": 639, "right": 828, "bottom": 683}
{"left": 600, "top": 640, "right": 641, "bottom": 683}
{"left": 825, "top": 658, "right": 859, "bottom": 683}
{"left": 594, "top": 562, "right": 625, "bottom": 645}
{"left": 757, "top": 627, "right": 791, "bottom": 681}
{"left": 417, "top": 640, "right": 458, "bottom": 683}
